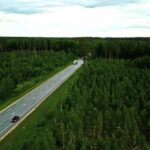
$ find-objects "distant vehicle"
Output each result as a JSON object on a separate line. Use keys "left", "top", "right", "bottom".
{"left": 73, "top": 60, "right": 78, "bottom": 65}
{"left": 11, "top": 116, "right": 20, "bottom": 123}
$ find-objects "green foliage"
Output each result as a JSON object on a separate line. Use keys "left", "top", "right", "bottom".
{"left": 94, "top": 39, "right": 150, "bottom": 59}
{"left": 0, "top": 37, "right": 150, "bottom": 149}
{"left": 5, "top": 58, "right": 148, "bottom": 150}
{"left": 0, "top": 51, "right": 74, "bottom": 103}
{"left": 0, "top": 37, "right": 150, "bottom": 58}
{"left": 54, "top": 59, "right": 149, "bottom": 149}
{"left": 132, "top": 56, "right": 150, "bottom": 69}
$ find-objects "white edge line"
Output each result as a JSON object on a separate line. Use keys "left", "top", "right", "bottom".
{"left": 0, "top": 124, "right": 12, "bottom": 134}
{"left": 0, "top": 63, "right": 82, "bottom": 141}
{"left": 0, "top": 65, "right": 73, "bottom": 114}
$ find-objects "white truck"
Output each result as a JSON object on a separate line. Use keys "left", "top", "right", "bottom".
{"left": 73, "top": 60, "right": 78, "bottom": 65}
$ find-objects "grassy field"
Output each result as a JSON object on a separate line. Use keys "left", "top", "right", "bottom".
{"left": 0, "top": 62, "right": 72, "bottom": 111}
{"left": 0, "top": 67, "right": 81, "bottom": 150}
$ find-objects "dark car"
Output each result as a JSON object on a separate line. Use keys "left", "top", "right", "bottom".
{"left": 11, "top": 116, "right": 20, "bottom": 123}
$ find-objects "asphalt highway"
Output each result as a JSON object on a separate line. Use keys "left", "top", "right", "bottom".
{"left": 0, "top": 59, "right": 83, "bottom": 141}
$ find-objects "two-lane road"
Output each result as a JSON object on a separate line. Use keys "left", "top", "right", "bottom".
{"left": 0, "top": 59, "right": 83, "bottom": 141}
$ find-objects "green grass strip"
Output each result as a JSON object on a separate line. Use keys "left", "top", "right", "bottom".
{"left": 0, "top": 62, "right": 72, "bottom": 111}
{"left": 0, "top": 67, "right": 81, "bottom": 150}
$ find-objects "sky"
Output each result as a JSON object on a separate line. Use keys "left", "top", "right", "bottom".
{"left": 0, "top": 0, "right": 150, "bottom": 37}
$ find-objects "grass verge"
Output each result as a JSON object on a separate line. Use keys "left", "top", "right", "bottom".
{"left": 0, "top": 62, "right": 72, "bottom": 111}
{"left": 0, "top": 67, "right": 81, "bottom": 150}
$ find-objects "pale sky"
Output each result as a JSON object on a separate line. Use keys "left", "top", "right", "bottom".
{"left": 0, "top": 0, "right": 150, "bottom": 37}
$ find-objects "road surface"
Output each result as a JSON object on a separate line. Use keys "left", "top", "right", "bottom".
{"left": 0, "top": 59, "right": 83, "bottom": 141}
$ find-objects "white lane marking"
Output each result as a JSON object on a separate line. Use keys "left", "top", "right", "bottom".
{"left": 23, "top": 103, "right": 27, "bottom": 107}
{"left": 11, "top": 112, "right": 15, "bottom": 116}
{"left": 0, "top": 60, "right": 83, "bottom": 140}
{"left": 19, "top": 102, "right": 36, "bottom": 117}
{"left": 0, "top": 65, "right": 72, "bottom": 114}
{"left": 18, "top": 66, "right": 79, "bottom": 118}
{"left": 0, "top": 123, "right": 12, "bottom": 134}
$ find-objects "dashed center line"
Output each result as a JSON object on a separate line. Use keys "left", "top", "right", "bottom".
{"left": 11, "top": 112, "right": 15, "bottom": 116}
{"left": 23, "top": 103, "right": 27, "bottom": 107}
{"left": 0, "top": 60, "right": 83, "bottom": 141}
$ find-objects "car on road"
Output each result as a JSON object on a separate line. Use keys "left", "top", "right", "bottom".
{"left": 73, "top": 60, "right": 78, "bottom": 65}
{"left": 11, "top": 116, "right": 20, "bottom": 123}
